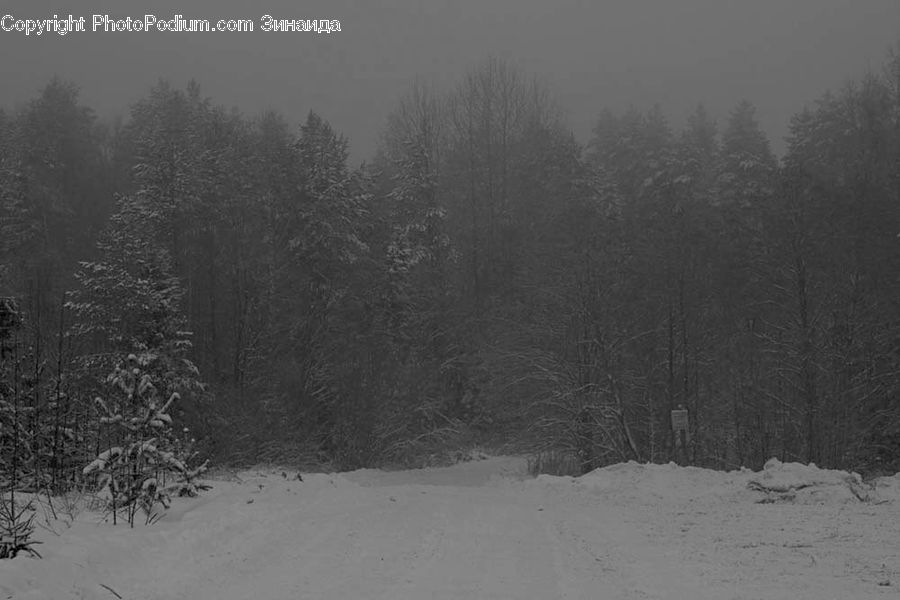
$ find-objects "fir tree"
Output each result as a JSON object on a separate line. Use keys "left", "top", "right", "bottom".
{"left": 83, "top": 353, "right": 186, "bottom": 526}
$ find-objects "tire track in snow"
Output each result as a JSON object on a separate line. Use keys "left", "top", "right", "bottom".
{"left": 537, "top": 482, "right": 725, "bottom": 600}
{"left": 542, "top": 515, "right": 590, "bottom": 599}
{"left": 370, "top": 484, "right": 581, "bottom": 599}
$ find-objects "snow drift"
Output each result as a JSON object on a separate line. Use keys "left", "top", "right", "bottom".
{"left": 537, "top": 457, "right": 895, "bottom": 506}
{"left": 746, "top": 458, "right": 873, "bottom": 503}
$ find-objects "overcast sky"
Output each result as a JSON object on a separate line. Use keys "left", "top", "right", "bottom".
{"left": 2, "top": 0, "right": 899, "bottom": 162}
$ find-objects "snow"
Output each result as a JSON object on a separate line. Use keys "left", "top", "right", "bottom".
{"left": 2, "top": 457, "right": 899, "bottom": 599}
{"left": 747, "top": 458, "right": 873, "bottom": 503}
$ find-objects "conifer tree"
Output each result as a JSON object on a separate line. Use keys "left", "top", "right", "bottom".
{"left": 83, "top": 353, "right": 184, "bottom": 526}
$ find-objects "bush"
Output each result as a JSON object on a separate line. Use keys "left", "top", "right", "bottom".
{"left": 527, "top": 450, "right": 583, "bottom": 477}
{"left": 0, "top": 496, "right": 41, "bottom": 559}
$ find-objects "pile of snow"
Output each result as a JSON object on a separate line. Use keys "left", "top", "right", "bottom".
{"left": 746, "top": 458, "right": 872, "bottom": 504}
{"left": 533, "top": 458, "right": 897, "bottom": 506}
{"left": 870, "top": 472, "right": 900, "bottom": 504}
{"left": 581, "top": 460, "right": 747, "bottom": 502}
{"left": 531, "top": 461, "right": 750, "bottom": 506}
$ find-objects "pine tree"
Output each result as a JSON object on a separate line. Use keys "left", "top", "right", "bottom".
{"left": 716, "top": 100, "right": 777, "bottom": 209}
{"left": 777, "top": 69, "right": 900, "bottom": 468}
{"left": 258, "top": 111, "right": 375, "bottom": 467}
{"left": 83, "top": 353, "right": 185, "bottom": 526}
{"left": 66, "top": 187, "right": 206, "bottom": 481}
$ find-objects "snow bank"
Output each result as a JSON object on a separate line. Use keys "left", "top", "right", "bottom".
{"left": 527, "top": 461, "right": 748, "bottom": 508}
{"left": 747, "top": 458, "right": 872, "bottom": 504}
{"left": 579, "top": 460, "right": 746, "bottom": 501}
{"left": 531, "top": 458, "right": 895, "bottom": 506}
{"left": 872, "top": 472, "right": 900, "bottom": 504}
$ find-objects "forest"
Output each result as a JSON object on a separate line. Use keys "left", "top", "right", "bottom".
{"left": 2, "top": 45, "right": 900, "bottom": 518}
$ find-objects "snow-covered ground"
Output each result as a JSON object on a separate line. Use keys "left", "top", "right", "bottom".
{"left": 2, "top": 456, "right": 899, "bottom": 599}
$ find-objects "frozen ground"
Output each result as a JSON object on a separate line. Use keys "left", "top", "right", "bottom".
{"left": 2, "top": 456, "right": 899, "bottom": 599}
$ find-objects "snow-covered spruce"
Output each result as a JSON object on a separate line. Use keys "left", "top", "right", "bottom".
{"left": 0, "top": 496, "right": 41, "bottom": 559}
{"left": 166, "top": 429, "right": 211, "bottom": 498}
{"left": 83, "top": 354, "right": 206, "bottom": 526}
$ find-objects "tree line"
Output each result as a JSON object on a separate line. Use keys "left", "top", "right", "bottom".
{"left": 2, "top": 47, "right": 900, "bottom": 497}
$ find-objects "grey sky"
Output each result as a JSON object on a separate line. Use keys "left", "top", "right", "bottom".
{"left": 2, "top": 0, "right": 898, "bottom": 162}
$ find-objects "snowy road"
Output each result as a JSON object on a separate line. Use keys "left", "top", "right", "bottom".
{"left": 3, "top": 456, "right": 899, "bottom": 599}
{"left": 122, "top": 458, "right": 722, "bottom": 600}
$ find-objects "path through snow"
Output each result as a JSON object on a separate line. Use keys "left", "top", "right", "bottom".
{"left": 2, "top": 456, "right": 899, "bottom": 599}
